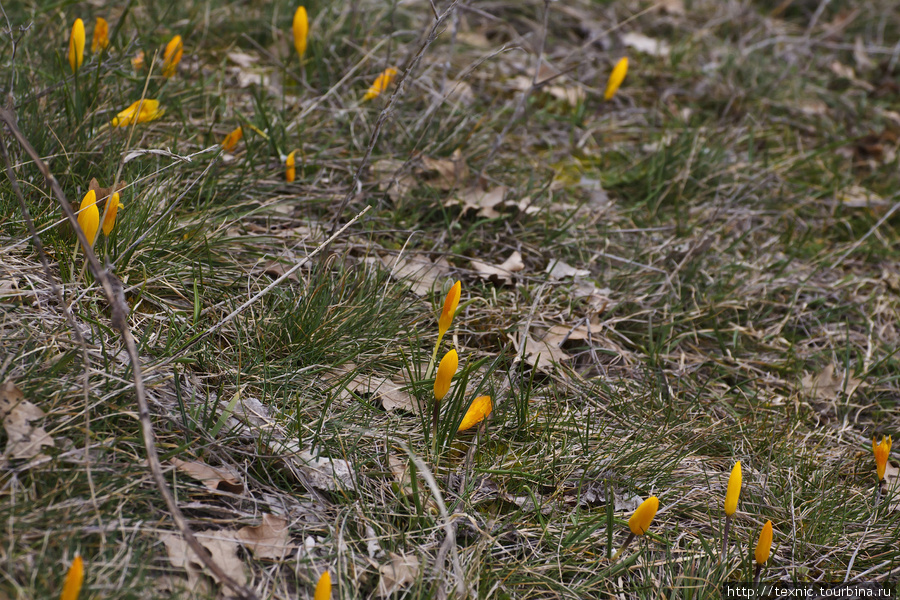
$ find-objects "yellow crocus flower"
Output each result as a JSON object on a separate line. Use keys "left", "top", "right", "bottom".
{"left": 604, "top": 57, "right": 628, "bottom": 100}
{"left": 724, "top": 461, "right": 741, "bottom": 516}
{"left": 628, "top": 495, "right": 659, "bottom": 536}
{"left": 68, "top": 19, "right": 85, "bottom": 73}
{"left": 755, "top": 520, "right": 773, "bottom": 566}
{"left": 132, "top": 50, "right": 145, "bottom": 70}
{"left": 438, "top": 281, "right": 461, "bottom": 339}
{"left": 286, "top": 150, "right": 297, "bottom": 182}
{"left": 363, "top": 67, "right": 398, "bottom": 101}
{"left": 91, "top": 17, "right": 109, "bottom": 53}
{"left": 314, "top": 570, "right": 331, "bottom": 600}
{"left": 60, "top": 555, "right": 84, "bottom": 600}
{"left": 458, "top": 395, "right": 492, "bottom": 432}
{"left": 162, "top": 35, "right": 183, "bottom": 78}
{"left": 434, "top": 349, "right": 458, "bottom": 401}
{"left": 293, "top": 7, "right": 309, "bottom": 60}
{"left": 77, "top": 190, "right": 99, "bottom": 251}
{"left": 101, "top": 192, "right": 121, "bottom": 236}
{"left": 874, "top": 436, "right": 892, "bottom": 481}
{"left": 221, "top": 126, "right": 243, "bottom": 152}
{"left": 110, "top": 99, "right": 165, "bottom": 127}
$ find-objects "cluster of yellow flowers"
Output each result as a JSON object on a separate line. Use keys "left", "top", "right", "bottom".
{"left": 75, "top": 187, "right": 121, "bottom": 252}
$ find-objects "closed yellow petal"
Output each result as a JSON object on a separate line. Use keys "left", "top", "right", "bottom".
{"left": 363, "top": 67, "right": 398, "bottom": 101}
{"left": 101, "top": 192, "right": 120, "bottom": 236}
{"left": 313, "top": 570, "right": 331, "bottom": 600}
{"left": 438, "top": 281, "right": 461, "bottom": 338}
{"left": 221, "top": 126, "right": 243, "bottom": 151}
{"left": 111, "top": 99, "right": 164, "bottom": 127}
{"left": 628, "top": 495, "right": 658, "bottom": 536}
{"left": 77, "top": 190, "right": 99, "bottom": 251}
{"left": 68, "top": 19, "right": 85, "bottom": 73}
{"left": 91, "top": 17, "right": 109, "bottom": 53}
{"left": 434, "top": 349, "right": 458, "bottom": 401}
{"left": 604, "top": 57, "right": 628, "bottom": 101}
{"left": 293, "top": 7, "right": 309, "bottom": 59}
{"left": 724, "top": 461, "right": 741, "bottom": 516}
{"left": 755, "top": 520, "right": 773, "bottom": 566}
{"left": 458, "top": 395, "right": 492, "bottom": 432}
{"left": 874, "top": 436, "right": 892, "bottom": 481}
{"left": 286, "top": 150, "right": 297, "bottom": 182}
{"left": 60, "top": 555, "right": 84, "bottom": 600}
{"left": 162, "top": 35, "right": 183, "bottom": 78}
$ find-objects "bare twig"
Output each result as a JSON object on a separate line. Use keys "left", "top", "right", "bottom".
{"left": 330, "top": 0, "right": 460, "bottom": 235}
{"left": 0, "top": 107, "right": 259, "bottom": 600}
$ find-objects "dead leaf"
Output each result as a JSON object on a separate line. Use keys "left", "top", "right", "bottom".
{"left": 0, "top": 380, "right": 55, "bottom": 461}
{"left": 446, "top": 186, "right": 507, "bottom": 218}
{"left": 511, "top": 330, "right": 570, "bottom": 372}
{"left": 88, "top": 177, "right": 125, "bottom": 203}
{"left": 381, "top": 254, "right": 451, "bottom": 297}
{"left": 546, "top": 259, "right": 590, "bottom": 280}
{"left": 372, "top": 159, "right": 415, "bottom": 202}
{"left": 800, "top": 364, "right": 863, "bottom": 401}
{"left": 389, "top": 454, "right": 414, "bottom": 496}
{"left": 227, "top": 51, "right": 258, "bottom": 68}
{"left": 162, "top": 531, "right": 247, "bottom": 591}
{"left": 422, "top": 148, "right": 468, "bottom": 191}
{"left": 346, "top": 373, "right": 418, "bottom": 413}
{"left": 622, "top": 32, "right": 670, "bottom": 57}
{"left": 171, "top": 457, "right": 244, "bottom": 494}
{"left": 470, "top": 251, "right": 524, "bottom": 286}
{"left": 853, "top": 36, "right": 875, "bottom": 72}
{"left": 375, "top": 552, "right": 420, "bottom": 597}
{"left": 236, "top": 514, "right": 294, "bottom": 560}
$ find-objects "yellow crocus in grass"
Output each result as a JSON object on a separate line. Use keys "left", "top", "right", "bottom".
{"left": 162, "top": 35, "right": 183, "bottom": 78}
{"left": 628, "top": 495, "right": 659, "bottom": 535}
{"left": 614, "top": 495, "right": 659, "bottom": 560}
{"left": 753, "top": 520, "right": 773, "bottom": 584}
{"left": 434, "top": 349, "right": 458, "bottom": 401}
{"left": 60, "top": 555, "right": 84, "bottom": 600}
{"left": 363, "top": 67, "right": 398, "bottom": 101}
{"left": 604, "top": 57, "right": 628, "bottom": 101}
{"left": 110, "top": 99, "right": 165, "bottom": 127}
{"left": 293, "top": 7, "right": 309, "bottom": 60}
{"left": 438, "top": 280, "right": 461, "bottom": 339}
{"left": 68, "top": 19, "right": 85, "bottom": 73}
{"left": 101, "top": 192, "right": 121, "bottom": 236}
{"left": 221, "top": 126, "right": 243, "bottom": 152}
{"left": 874, "top": 436, "right": 892, "bottom": 481}
{"left": 458, "top": 395, "right": 492, "bottom": 432}
{"left": 286, "top": 150, "right": 297, "bottom": 182}
{"left": 755, "top": 520, "right": 773, "bottom": 566}
{"left": 724, "top": 461, "right": 741, "bottom": 516}
{"left": 77, "top": 190, "right": 99, "bottom": 251}
{"left": 313, "top": 570, "right": 331, "bottom": 600}
{"left": 91, "top": 17, "right": 109, "bottom": 53}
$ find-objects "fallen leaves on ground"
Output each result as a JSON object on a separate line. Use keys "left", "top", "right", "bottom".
{"left": 800, "top": 364, "right": 863, "bottom": 402}
{"left": 381, "top": 253, "right": 451, "bottom": 297}
{"left": 236, "top": 514, "right": 294, "bottom": 560}
{"left": 511, "top": 329, "right": 571, "bottom": 372}
{"left": 0, "top": 380, "right": 55, "bottom": 462}
{"left": 622, "top": 32, "right": 670, "bottom": 57}
{"left": 375, "top": 552, "right": 420, "bottom": 597}
{"left": 170, "top": 457, "right": 244, "bottom": 494}
{"left": 545, "top": 259, "right": 590, "bottom": 280}
{"left": 161, "top": 531, "right": 247, "bottom": 594}
{"left": 422, "top": 148, "right": 468, "bottom": 190}
{"left": 445, "top": 186, "right": 507, "bottom": 218}
{"left": 470, "top": 251, "right": 524, "bottom": 286}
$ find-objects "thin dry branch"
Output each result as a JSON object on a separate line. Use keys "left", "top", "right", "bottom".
{"left": 0, "top": 107, "right": 259, "bottom": 600}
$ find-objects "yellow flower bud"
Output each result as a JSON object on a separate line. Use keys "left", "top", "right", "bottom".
{"left": 363, "top": 67, "right": 398, "bottom": 101}
{"left": 110, "top": 99, "right": 165, "bottom": 127}
{"left": 458, "top": 395, "right": 492, "bottom": 432}
{"left": 314, "top": 569, "right": 331, "bottom": 600}
{"left": 68, "top": 19, "right": 85, "bottom": 73}
{"left": 628, "top": 495, "right": 659, "bottom": 536}
{"left": 91, "top": 17, "right": 109, "bottom": 53}
{"left": 286, "top": 150, "right": 297, "bottom": 182}
{"left": 101, "top": 192, "right": 121, "bottom": 236}
{"left": 724, "top": 461, "right": 741, "bottom": 517}
{"left": 293, "top": 7, "right": 309, "bottom": 60}
{"left": 755, "top": 520, "right": 773, "bottom": 566}
{"left": 874, "top": 436, "right": 892, "bottom": 481}
{"left": 77, "top": 190, "right": 99, "bottom": 251}
{"left": 604, "top": 57, "right": 628, "bottom": 101}
{"left": 60, "top": 555, "right": 84, "bottom": 600}
{"left": 162, "top": 35, "right": 183, "bottom": 78}
{"left": 438, "top": 280, "right": 460, "bottom": 338}
{"left": 221, "top": 126, "right": 243, "bottom": 152}
{"left": 434, "top": 349, "right": 458, "bottom": 401}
